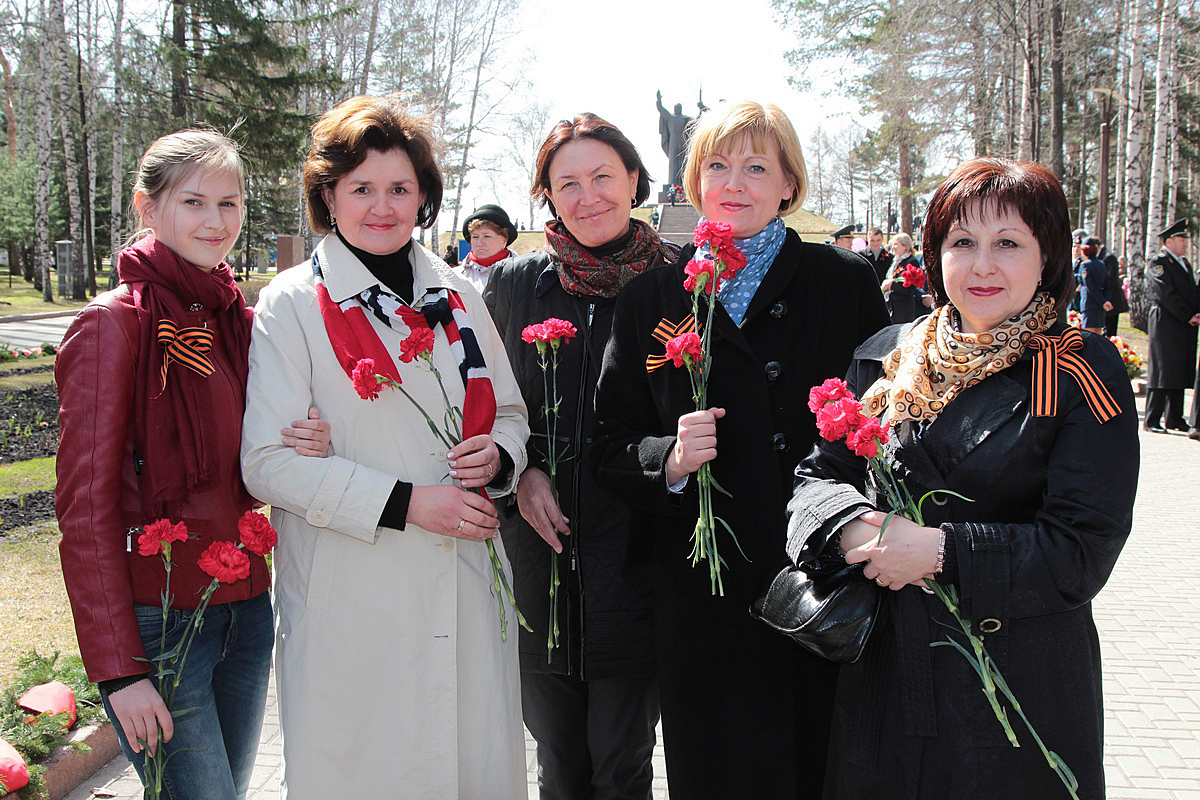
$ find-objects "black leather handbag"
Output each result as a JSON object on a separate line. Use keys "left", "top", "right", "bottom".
{"left": 750, "top": 560, "right": 880, "bottom": 664}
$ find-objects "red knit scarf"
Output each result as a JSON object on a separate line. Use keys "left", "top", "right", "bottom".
{"left": 463, "top": 248, "right": 511, "bottom": 268}
{"left": 544, "top": 218, "right": 678, "bottom": 298}
{"left": 116, "top": 236, "right": 251, "bottom": 518}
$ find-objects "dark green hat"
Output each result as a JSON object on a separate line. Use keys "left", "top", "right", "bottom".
{"left": 1159, "top": 218, "right": 1191, "bottom": 241}
{"left": 833, "top": 224, "right": 855, "bottom": 239}
{"left": 462, "top": 204, "right": 518, "bottom": 245}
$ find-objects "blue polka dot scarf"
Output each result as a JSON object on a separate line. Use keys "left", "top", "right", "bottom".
{"left": 710, "top": 216, "right": 787, "bottom": 326}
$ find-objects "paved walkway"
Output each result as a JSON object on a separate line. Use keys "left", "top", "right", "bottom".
{"left": 62, "top": 393, "right": 1200, "bottom": 800}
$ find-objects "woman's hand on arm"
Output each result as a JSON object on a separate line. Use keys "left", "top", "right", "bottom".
{"left": 406, "top": 485, "right": 499, "bottom": 541}
{"left": 664, "top": 407, "right": 725, "bottom": 485}
{"left": 447, "top": 434, "right": 501, "bottom": 489}
{"left": 280, "top": 407, "right": 332, "bottom": 457}
{"left": 844, "top": 511, "right": 941, "bottom": 590}
{"left": 516, "top": 467, "right": 570, "bottom": 552}
{"left": 106, "top": 679, "right": 174, "bottom": 754}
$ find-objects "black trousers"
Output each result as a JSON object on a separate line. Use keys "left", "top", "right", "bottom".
{"left": 522, "top": 671, "right": 660, "bottom": 800}
{"left": 1104, "top": 313, "right": 1120, "bottom": 338}
{"left": 1145, "top": 388, "right": 1187, "bottom": 427}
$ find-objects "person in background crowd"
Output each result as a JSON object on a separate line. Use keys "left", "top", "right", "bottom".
{"left": 881, "top": 232, "right": 930, "bottom": 324}
{"left": 1098, "top": 237, "right": 1127, "bottom": 336}
{"left": 832, "top": 224, "right": 856, "bottom": 249}
{"left": 240, "top": 95, "right": 529, "bottom": 799}
{"left": 485, "top": 112, "right": 674, "bottom": 800}
{"left": 442, "top": 242, "right": 459, "bottom": 267}
{"left": 458, "top": 204, "right": 518, "bottom": 293}
{"left": 790, "top": 157, "right": 1137, "bottom": 799}
{"left": 1144, "top": 217, "right": 1199, "bottom": 433}
{"left": 863, "top": 226, "right": 893, "bottom": 282}
{"left": 57, "top": 130, "right": 331, "bottom": 800}
{"left": 1077, "top": 236, "right": 1108, "bottom": 334}
{"left": 592, "top": 100, "right": 889, "bottom": 799}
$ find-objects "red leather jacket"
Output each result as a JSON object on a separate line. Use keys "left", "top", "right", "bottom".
{"left": 56, "top": 285, "right": 269, "bottom": 684}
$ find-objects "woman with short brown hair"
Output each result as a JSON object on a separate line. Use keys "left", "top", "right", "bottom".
{"left": 241, "top": 95, "right": 529, "bottom": 798}
{"left": 789, "top": 157, "right": 1137, "bottom": 797}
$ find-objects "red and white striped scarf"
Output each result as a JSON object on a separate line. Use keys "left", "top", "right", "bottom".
{"left": 312, "top": 251, "right": 497, "bottom": 439}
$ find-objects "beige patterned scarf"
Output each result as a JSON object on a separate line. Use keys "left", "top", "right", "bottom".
{"left": 861, "top": 292, "right": 1057, "bottom": 425}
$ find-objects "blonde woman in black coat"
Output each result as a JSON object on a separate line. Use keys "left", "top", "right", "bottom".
{"left": 592, "top": 101, "right": 889, "bottom": 799}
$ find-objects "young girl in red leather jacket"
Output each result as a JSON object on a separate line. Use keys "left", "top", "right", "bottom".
{"left": 56, "top": 130, "right": 329, "bottom": 800}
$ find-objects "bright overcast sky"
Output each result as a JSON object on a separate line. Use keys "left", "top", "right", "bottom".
{"left": 463, "top": 0, "right": 869, "bottom": 230}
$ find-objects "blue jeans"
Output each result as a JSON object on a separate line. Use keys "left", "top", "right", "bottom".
{"left": 100, "top": 592, "right": 273, "bottom": 800}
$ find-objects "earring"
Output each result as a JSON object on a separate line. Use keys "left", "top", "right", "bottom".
{"left": 631, "top": 198, "right": 637, "bottom": 208}
{"left": 330, "top": 216, "right": 337, "bottom": 229}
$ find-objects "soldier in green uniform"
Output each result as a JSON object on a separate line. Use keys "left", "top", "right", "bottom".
{"left": 1145, "top": 218, "right": 1200, "bottom": 432}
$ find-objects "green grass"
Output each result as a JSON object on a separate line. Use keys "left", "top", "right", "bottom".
{"left": 0, "top": 276, "right": 89, "bottom": 317}
{"left": 0, "top": 457, "right": 56, "bottom": 500}
{"left": 0, "top": 523, "right": 75, "bottom": 688}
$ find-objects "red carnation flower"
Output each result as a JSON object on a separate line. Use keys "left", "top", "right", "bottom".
{"left": 718, "top": 245, "right": 748, "bottom": 277}
{"left": 665, "top": 332, "right": 703, "bottom": 369}
{"left": 694, "top": 220, "right": 735, "bottom": 253}
{"left": 521, "top": 323, "right": 545, "bottom": 344}
{"left": 684, "top": 258, "right": 717, "bottom": 294}
{"left": 845, "top": 417, "right": 890, "bottom": 458}
{"left": 138, "top": 519, "right": 188, "bottom": 556}
{"left": 399, "top": 328, "right": 436, "bottom": 363}
{"left": 539, "top": 318, "right": 578, "bottom": 343}
{"left": 198, "top": 541, "right": 251, "bottom": 584}
{"left": 351, "top": 358, "right": 381, "bottom": 400}
{"left": 815, "top": 397, "right": 867, "bottom": 442}
{"left": 900, "top": 264, "right": 926, "bottom": 290}
{"left": 238, "top": 510, "right": 278, "bottom": 557}
{"left": 807, "top": 378, "right": 855, "bottom": 414}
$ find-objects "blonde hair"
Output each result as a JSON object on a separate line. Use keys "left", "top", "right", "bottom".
{"left": 683, "top": 101, "right": 808, "bottom": 217}
{"left": 132, "top": 130, "right": 245, "bottom": 235}
{"left": 890, "top": 232, "right": 915, "bottom": 252}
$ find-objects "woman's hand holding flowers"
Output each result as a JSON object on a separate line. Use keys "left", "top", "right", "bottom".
{"left": 408, "top": 485, "right": 499, "bottom": 541}
{"left": 516, "top": 468, "right": 570, "bottom": 553}
{"left": 666, "top": 407, "right": 726, "bottom": 485}
{"left": 107, "top": 678, "right": 175, "bottom": 755}
{"left": 280, "top": 407, "right": 333, "bottom": 457}
{"left": 844, "top": 511, "right": 941, "bottom": 589}
{"left": 448, "top": 433, "right": 502, "bottom": 489}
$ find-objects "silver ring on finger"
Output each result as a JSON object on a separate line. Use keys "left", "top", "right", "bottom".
{"left": 875, "top": 577, "right": 888, "bottom": 587}
{"left": 486, "top": 463, "right": 494, "bottom": 477}
{"left": 456, "top": 518, "right": 466, "bottom": 532}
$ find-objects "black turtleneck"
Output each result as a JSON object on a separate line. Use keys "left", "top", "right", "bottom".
{"left": 581, "top": 221, "right": 635, "bottom": 260}
{"left": 337, "top": 229, "right": 415, "bottom": 304}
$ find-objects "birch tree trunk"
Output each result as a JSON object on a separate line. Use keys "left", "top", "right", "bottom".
{"left": 448, "top": 0, "right": 503, "bottom": 240}
{"left": 1124, "top": 0, "right": 1149, "bottom": 330}
{"left": 0, "top": 47, "right": 17, "bottom": 159}
{"left": 35, "top": 4, "right": 54, "bottom": 301}
{"left": 1144, "top": 0, "right": 1174, "bottom": 256}
{"left": 1018, "top": 0, "right": 1036, "bottom": 160}
{"left": 1049, "top": 0, "right": 1065, "bottom": 177}
{"left": 109, "top": 0, "right": 125, "bottom": 286}
{"left": 1165, "top": 62, "right": 1180, "bottom": 222}
{"left": 1114, "top": 0, "right": 1128, "bottom": 245}
{"left": 359, "top": 0, "right": 380, "bottom": 94}
{"left": 51, "top": 0, "right": 86, "bottom": 300}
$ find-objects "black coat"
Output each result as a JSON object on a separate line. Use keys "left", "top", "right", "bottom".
{"left": 866, "top": 247, "right": 894, "bottom": 282}
{"left": 1100, "top": 247, "right": 1127, "bottom": 314}
{"left": 592, "top": 229, "right": 890, "bottom": 798}
{"left": 1146, "top": 249, "right": 1198, "bottom": 388}
{"left": 789, "top": 322, "right": 1139, "bottom": 800}
{"left": 484, "top": 252, "right": 657, "bottom": 680}
{"left": 884, "top": 254, "right": 927, "bottom": 324}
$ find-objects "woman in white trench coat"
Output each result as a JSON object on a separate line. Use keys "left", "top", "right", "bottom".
{"left": 240, "top": 96, "right": 529, "bottom": 799}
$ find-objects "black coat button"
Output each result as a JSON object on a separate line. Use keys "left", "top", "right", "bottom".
{"left": 772, "top": 433, "right": 789, "bottom": 452}
{"left": 764, "top": 361, "right": 783, "bottom": 382}
{"left": 770, "top": 301, "right": 787, "bottom": 318}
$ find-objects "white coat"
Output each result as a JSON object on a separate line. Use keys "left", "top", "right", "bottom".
{"left": 241, "top": 234, "right": 529, "bottom": 799}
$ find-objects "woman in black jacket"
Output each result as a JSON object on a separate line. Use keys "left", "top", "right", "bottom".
{"left": 788, "top": 158, "right": 1138, "bottom": 798}
{"left": 882, "top": 232, "right": 929, "bottom": 324}
{"left": 484, "top": 113, "right": 677, "bottom": 800}
{"left": 591, "top": 101, "right": 889, "bottom": 798}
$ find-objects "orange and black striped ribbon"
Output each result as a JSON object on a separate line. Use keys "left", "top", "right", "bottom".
{"left": 1026, "top": 328, "right": 1121, "bottom": 424}
{"left": 156, "top": 319, "right": 216, "bottom": 388}
{"left": 646, "top": 314, "right": 698, "bottom": 373}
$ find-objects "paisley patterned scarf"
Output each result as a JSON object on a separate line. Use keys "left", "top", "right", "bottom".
{"left": 544, "top": 218, "right": 678, "bottom": 299}
{"left": 860, "top": 292, "right": 1057, "bottom": 425}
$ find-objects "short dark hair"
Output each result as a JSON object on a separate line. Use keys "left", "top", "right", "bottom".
{"left": 531, "top": 113, "right": 651, "bottom": 216}
{"left": 303, "top": 95, "right": 443, "bottom": 233}
{"left": 922, "top": 158, "right": 1073, "bottom": 311}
